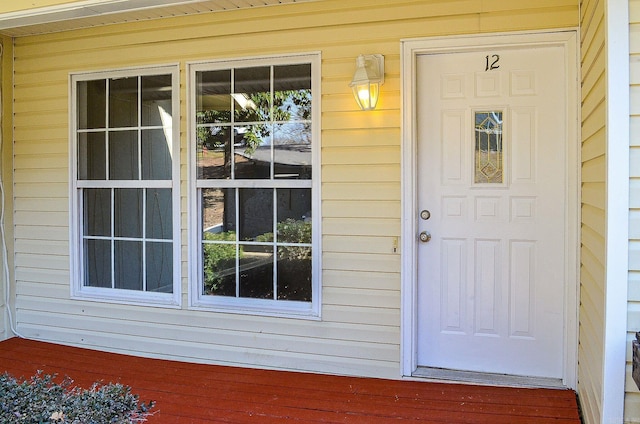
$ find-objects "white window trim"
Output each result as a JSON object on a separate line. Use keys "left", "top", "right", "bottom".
{"left": 187, "top": 52, "right": 322, "bottom": 319}
{"left": 69, "top": 64, "right": 181, "bottom": 308}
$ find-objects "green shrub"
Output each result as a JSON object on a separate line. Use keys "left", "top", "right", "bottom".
{"left": 203, "top": 231, "right": 241, "bottom": 294}
{"left": 256, "top": 219, "right": 311, "bottom": 259}
{"left": 0, "top": 371, "right": 154, "bottom": 423}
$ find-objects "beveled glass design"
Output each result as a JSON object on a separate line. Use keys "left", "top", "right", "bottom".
{"left": 474, "top": 111, "right": 504, "bottom": 184}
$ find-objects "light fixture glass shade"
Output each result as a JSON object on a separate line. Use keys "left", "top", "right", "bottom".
{"left": 352, "top": 81, "right": 380, "bottom": 110}
{"left": 349, "top": 54, "right": 384, "bottom": 111}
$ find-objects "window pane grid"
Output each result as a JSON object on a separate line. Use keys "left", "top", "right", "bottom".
{"left": 196, "top": 64, "right": 311, "bottom": 183}
{"left": 200, "top": 187, "right": 312, "bottom": 301}
{"left": 78, "top": 76, "right": 173, "bottom": 183}
{"left": 75, "top": 70, "right": 176, "bottom": 298}
{"left": 81, "top": 187, "right": 173, "bottom": 292}
{"left": 195, "top": 58, "right": 314, "bottom": 308}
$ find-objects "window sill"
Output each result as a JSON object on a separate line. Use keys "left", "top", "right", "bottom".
{"left": 190, "top": 296, "right": 320, "bottom": 320}
{"left": 72, "top": 287, "right": 181, "bottom": 309}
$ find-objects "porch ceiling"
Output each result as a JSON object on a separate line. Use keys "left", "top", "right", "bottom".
{"left": 0, "top": 0, "right": 318, "bottom": 37}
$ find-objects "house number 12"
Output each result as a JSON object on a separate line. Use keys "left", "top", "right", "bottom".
{"left": 485, "top": 54, "right": 500, "bottom": 71}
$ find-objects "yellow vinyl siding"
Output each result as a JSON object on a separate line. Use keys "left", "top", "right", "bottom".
{"left": 0, "top": 35, "right": 11, "bottom": 340}
{"left": 579, "top": 0, "right": 606, "bottom": 421}
{"left": 11, "top": 0, "right": 577, "bottom": 378}
{"left": 629, "top": 1, "right": 640, "bottom": 421}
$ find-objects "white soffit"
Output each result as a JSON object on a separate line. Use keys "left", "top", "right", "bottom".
{"left": 0, "top": 0, "right": 316, "bottom": 36}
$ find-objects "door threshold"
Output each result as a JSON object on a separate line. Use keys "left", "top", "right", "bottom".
{"left": 413, "top": 367, "right": 566, "bottom": 389}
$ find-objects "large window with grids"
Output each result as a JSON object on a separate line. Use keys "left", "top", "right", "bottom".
{"left": 70, "top": 66, "right": 180, "bottom": 306}
{"left": 189, "top": 54, "right": 320, "bottom": 316}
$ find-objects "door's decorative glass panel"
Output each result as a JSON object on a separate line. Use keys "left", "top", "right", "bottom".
{"left": 474, "top": 111, "right": 503, "bottom": 184}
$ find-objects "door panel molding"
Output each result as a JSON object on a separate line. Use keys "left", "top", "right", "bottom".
{"left": 400, "top": 30, "right": 579, "bottom": 389}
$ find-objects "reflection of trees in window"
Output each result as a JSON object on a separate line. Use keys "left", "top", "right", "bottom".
{"left": 196, "top": 89, "right": 312, "bottom": 154}
{"left": 195, "top": 60, "right": 315, "bottom": 307}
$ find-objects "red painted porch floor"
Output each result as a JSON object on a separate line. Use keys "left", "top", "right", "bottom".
{"left": 0, "top": 338, "right": 581, "bottom": 423}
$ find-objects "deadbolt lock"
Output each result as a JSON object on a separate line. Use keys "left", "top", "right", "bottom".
{"left": 420, "top": 210, "right": 431, "bottom": 220}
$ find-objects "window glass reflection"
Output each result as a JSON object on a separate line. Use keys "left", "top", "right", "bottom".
{"left": 235, "top": 124, "right": 271, "bottom": 180}
{"left": 202, "top": 188, "right": 237, "bottom": 296}
{"left": 146, "top": 242, "right": 172, "bottom": 293}
{"left": 114, "top": 240, "right": 143, "bottom": 290}
{"left": 109, "top": 130, "right": 138, "bottom": 180}
{"left": 78, "top": 132, "right": 106, "bottom": 180}
{"left": 141, "top": 74, "right": 172, "bottom": 127}
{"left": 197, "top": 70, "right": 232, "bottom": 124}
{"left": 109, "top": 77, "right": 138, "bottom": 128}
{"left": 84, "top": 189, "right": 111, "bottom": 237}
{"left": 274, "top": 64, "right": 311, "bottom": 121}
{"left": 78, "top": 80, "right": 106, "bottom": 130}
{"left": 141, "top": 129, "right": 172, "bottom": 180}
{"left": 84, "top": 239, "right": 111, "bottom": 288}
{"left": 239, "top": 245, "right": 273, "bottom": 299}
{"left": 146, "top": 188, "right": 172, "bottom": 240}
{"left": 114, "top": 189, "right": 142, "bottom": 238}
{"left": 239, "top": 188, "right": 273, "bottom": 241}
{"left": 274, "top": 123, "right": 311, "bottom": 180}
{"left": 234, "top": 67, "right": 270, "bottom": 123}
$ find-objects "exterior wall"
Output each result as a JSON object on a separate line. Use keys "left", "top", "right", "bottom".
{"left": 0, "top": 35, "right": 11, "bottom": 341}
{"left": 579, "top": 0, "right": 607, "bottom": 422}
{"left": 581, "top": 0, "right": 632, "bottom": 423}
{"left": 629, "top": 1, "right": 640, "bottom": 422}
{"left": 11, "top": 0, "right": 578, "bottom": 379}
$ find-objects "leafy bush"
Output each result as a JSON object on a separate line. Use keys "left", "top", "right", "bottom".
{"left": 0, "top": 371, "right": 154, "bottom": 423}
{"left": 256, "top": 219, "right": 311, "bottom": 260}
{"left": 203, "top": 231, "right": 241, "bottom": 294}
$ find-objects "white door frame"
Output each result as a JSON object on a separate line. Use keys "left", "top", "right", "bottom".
{"left": 400, "top": 30, "right": 579, "bottom": 389}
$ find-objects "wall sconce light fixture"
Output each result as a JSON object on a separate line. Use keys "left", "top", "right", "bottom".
{"left": 349, "top": 54, "right": 384, "bottom": 111}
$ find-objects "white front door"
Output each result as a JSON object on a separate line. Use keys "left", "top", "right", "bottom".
{"left": 415, "top": 45, "right": 567, "bottom": 379}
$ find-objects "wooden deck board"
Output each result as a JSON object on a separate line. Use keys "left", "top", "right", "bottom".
{"left": 0, "top": 338, "right": 581, "bottom": 423}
